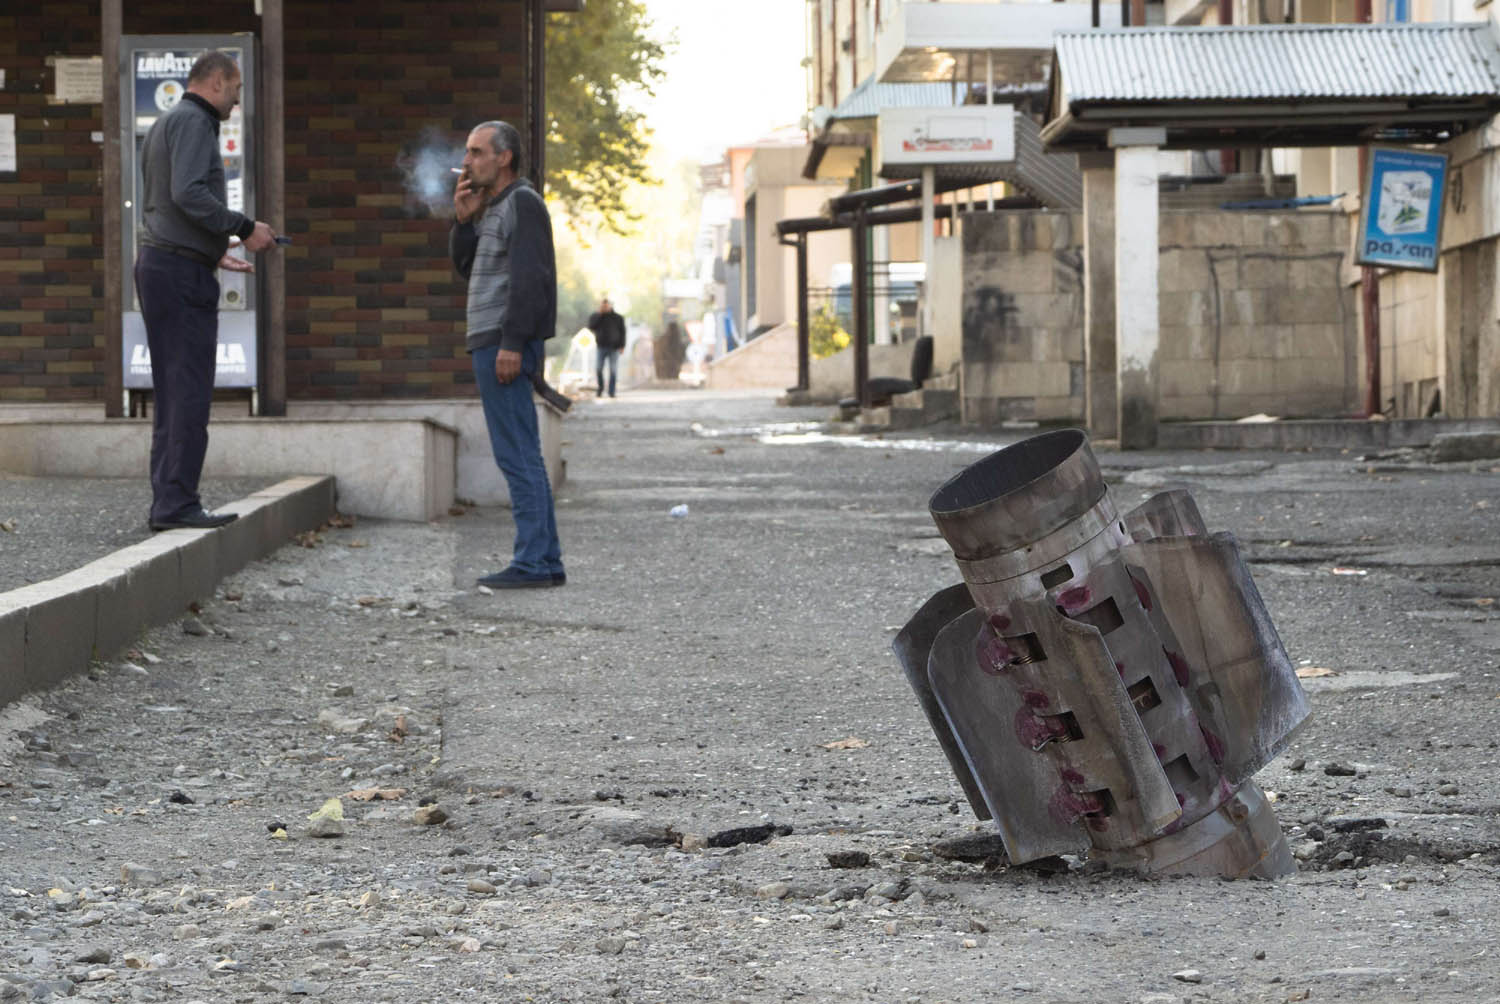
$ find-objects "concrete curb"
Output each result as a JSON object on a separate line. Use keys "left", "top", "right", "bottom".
{"left": 1157, "top": 417, "right": 1500, "bottom": 451}
{"left": 0, "top": 475, "right": 335, "bottom": 710}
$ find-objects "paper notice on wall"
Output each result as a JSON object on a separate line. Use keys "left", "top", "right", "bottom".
{"left": 0, "top": 114, "right": 16, "bottom": 172}
{"left": 50, "top": 56, "right": 103, "bottom": 104}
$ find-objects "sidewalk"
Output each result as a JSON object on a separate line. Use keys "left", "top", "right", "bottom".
{"left": 2, "top": 390, "right": 1498, "bottom": 1002}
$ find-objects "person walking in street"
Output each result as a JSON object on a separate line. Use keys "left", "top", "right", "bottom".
{"left": 450, "top": 120, "right": 565, "bottom": 589}
{"left": 135, "top": 50, "right": 277, "bottom": 531}
{"left": 586, "top": 297, "right": 626, "bottom": 398}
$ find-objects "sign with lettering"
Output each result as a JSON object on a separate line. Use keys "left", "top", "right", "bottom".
{"left": 1356, "top": 146, "right": 1448, "bottom": 273}
{"left": 50, "top": 56, "right": 103, "bottom": 104}
{"left": 123, "top": 311, "right": 257, "bottom": 389}
{"left": 879, "top": 105, "right": 1016, "bottom": 167}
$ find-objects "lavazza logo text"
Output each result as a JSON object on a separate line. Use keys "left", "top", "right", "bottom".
{"left": 130, "top": 344, "right": 249, "bottom": 375}
{"left": 136, "top": 53, "right": 197, "bottom": 79}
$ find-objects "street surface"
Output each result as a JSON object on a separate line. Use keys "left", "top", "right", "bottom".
{"left": 2, "top": 390, "right": 1499, "bottom": 1003}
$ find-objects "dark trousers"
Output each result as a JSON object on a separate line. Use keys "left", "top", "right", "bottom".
{"left": 134, "top": 245, "right": 220, "bottom": 523}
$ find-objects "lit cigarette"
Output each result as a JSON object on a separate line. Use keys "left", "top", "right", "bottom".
{"left": 451, "top": 168, "right": 463, "bottom": 174}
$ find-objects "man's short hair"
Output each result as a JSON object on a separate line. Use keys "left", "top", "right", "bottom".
{"left": 189, "top": 51, "right": 240, "bottom": 85}
{"left": 475, "top": 120, "right": 525, "bottom": 176}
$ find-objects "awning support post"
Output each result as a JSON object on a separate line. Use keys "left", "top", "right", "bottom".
{"left": 921, "top": 165, "right": 935, "bottom": 342}
{"left": 853, "top": 208, "right": 871, "bottom": 408}
{"left": 1109, "top": 127, "right": 1163, "bottom": 449}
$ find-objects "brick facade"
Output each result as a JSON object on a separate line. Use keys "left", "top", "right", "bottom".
{"left": 0, "top": 0, "right": 529, "bottom": 404}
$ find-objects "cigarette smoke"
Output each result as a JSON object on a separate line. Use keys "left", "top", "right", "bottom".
{"left": 395, "top": 127, "right": 465, "bottom": 217}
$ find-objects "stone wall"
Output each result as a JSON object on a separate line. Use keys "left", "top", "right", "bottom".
{"left": 1158, "top": 210, "right": 1357, "bottom": 420}
{"left": 958, "top": 208, "right": 1357, "bottom": 425}
{"left": 959, "top": 212, "right": 1085, "bottom": 425}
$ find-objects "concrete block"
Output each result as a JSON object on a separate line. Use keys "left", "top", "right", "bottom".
{"left": 1157, "top": 324, "right": 1191, "bottom": 361}
{"left": 17, "top": 574, "right": 99, "bottom": 695}
{"left": 1193, "top": 213, "right": 1244, "bottom": 248}
{"left": 997, "top": 253, "right": 1058, "bottom": 295}
{"left": 1032, "top": 395, "right": 1085, "bottom": 422}
{"left": 215, "top": 497, "right": 275, "bottom": 578}
{"left": 1036, "top": 293, "right": 1085, "bottom": 332}
{"left": 85, "top": 556, "right": 140, "bottom": 660}
{"left": 1240, "top": 255, "right": 1291, "bottom": 290}
{"left": 1159, "top": 211, "right": 1195, "bottom": 247}
{"left": 1032, "top": 323, "right": 1083, "bottom": 363}
{"left": 1287, "top": 323, "right": 1345, "bottom": 360}
{"left": 1159, "top": 394, "right": 1216, "bottom": 420}
{"left": 1275, "top": 356, "right": 1348, "bottom": 395}
{"left": 1239, "top": 214, "right": 1271, "bottom": 247}
{"left": 1159, "top": 249, "right": 1214, "bottom": 293}
{"left": 1051, "top": 212, "right": 1079, "bottom": 250}
{"left": 1273, "top": 289, "right": 1343, "bottom": 325}
{"left": 119, "top": 534, "right": 189, "bottom": 628}
{"left": 1290, "top": 255, "right": 1342, "bottom": 290}
{"left": 170, "top": 531, "right": 221, "bottom": 608}
{"left": 1221, "top": 325, "right": 1275, "bottom": 361}
{"left": 1221, "top": 359, "right": 1277, "bottom": 396}
{"left": 1429, "top": 431, "right": 1500, "bottom": 462}
{"left": 1021, "top": 214, "right": 1053, "bottom": 252}
{"left": 1160, "top": 359, "right": 1215, "bottom": 397}
{"left": 1224, "top": 289, "right": 1269, "bottom": 326}
{"left": 0, "top": 602, "right": 25, "bottom": 708}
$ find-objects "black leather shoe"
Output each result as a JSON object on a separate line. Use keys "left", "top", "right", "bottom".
{"left": 150, "top": 508, "right": 239, "bottom": 531}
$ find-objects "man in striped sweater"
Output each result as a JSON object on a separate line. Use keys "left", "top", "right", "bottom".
{"left": 450, "top": 121, "right": 565, "bottom": 589}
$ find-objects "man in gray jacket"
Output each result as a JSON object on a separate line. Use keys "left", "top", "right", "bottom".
{"left": 450, "top": 120, "right": 564, "bottom": 589}
{"left": 135, "top": 50, "right": 276, "bottom": 530}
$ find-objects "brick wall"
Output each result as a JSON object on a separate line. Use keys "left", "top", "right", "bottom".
{"left": 0, "top": 0, "right": 529, "bottom": 405}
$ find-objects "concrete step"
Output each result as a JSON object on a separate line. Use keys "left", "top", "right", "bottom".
{"left": 858, "top": 387, "right": 960, "bottom": 431}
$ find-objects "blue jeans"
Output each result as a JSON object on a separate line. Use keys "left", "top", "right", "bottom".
{"left": 596, "top": 347, "right": 620, "bottom": 397}
{"left": 471, "top": 341, "right": 563, "bottom": 576}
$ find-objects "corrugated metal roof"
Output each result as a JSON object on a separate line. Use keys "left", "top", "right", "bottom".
{"left": 830, "top": 78, "right": 959, "bottom": 122}
{"left": 1054, "top": 22, "right": 1500, "bottom": 105}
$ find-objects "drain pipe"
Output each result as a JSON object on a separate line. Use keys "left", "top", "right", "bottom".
{"left": 1356, "top": 0, "right": 1381, "bottom": 416}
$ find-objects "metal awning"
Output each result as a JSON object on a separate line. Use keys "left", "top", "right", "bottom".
{"left": 1043, "top": 21, "right": 1500, "bottom": 151}
{"left": 805, "top": 78, "right": 959, "bottom": 180}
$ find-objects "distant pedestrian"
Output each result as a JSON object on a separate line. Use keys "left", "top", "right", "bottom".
{"left": 586, "top": 297, "right": 627, "bottom": 398}
{"left": 135, "top": 50, "right": 277, "bottom": 530}
{"left": 450, "top": 120, "right": 565, "bottom": 589}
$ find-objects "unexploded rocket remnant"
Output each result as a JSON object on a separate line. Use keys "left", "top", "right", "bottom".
{"left": 893, "top": 429, "right": 1309, "bottom": 879}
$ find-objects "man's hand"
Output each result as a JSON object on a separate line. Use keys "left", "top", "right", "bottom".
{"left": 454, "top": 175, "right": 485, "bottom": 224}
{"left": 494, "top": 348, "right": 522, "bottom": 385}
{"left": 243, "top": 221, "right": 276, "bottom": 252}
{"left": 218, "top": 252, "right": 255, "bottom": 274}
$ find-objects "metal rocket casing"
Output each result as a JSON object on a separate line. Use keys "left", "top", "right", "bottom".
{"left": 894, "top": 429, "right": 1310, "bottom": 878}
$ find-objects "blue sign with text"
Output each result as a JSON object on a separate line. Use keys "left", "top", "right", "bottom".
{"left": 1357, "top": 147, "right": 1448, "bottom": 273}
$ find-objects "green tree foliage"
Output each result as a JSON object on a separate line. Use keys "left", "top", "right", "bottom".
{"left": 552, "top": 241, "right": 596, "bottom": 353}
{"left": 546, "top": 0, "right": 670, "bottom": 235}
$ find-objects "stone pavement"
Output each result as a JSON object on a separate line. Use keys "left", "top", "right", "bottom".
{"left": 1, "top": 390, "right": 1499, "bottom": 1002}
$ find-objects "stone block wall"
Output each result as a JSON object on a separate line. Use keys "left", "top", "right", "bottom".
{"left": 959, "top": 212, "right": 1085, "bottom": 424}
{"left": 958, "top": 208, "right": 1357, "bottom": 425}
{"left": 0, "top": 0, "right": 528, "bottom": 404}
{"left": 1157, "top": 210, "right": 1357, "bottom": 420}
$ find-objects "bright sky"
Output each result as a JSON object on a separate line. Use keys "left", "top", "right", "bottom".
{"left": 636, "top": 0, "right": 808, "bottom": 162}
